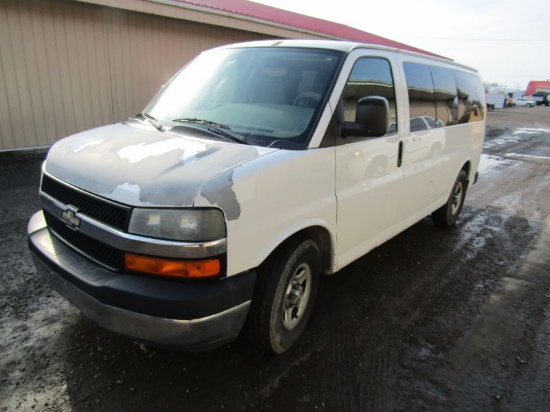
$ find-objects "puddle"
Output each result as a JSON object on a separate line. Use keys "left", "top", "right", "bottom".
{"left": 503, "top": 153, "right": 550, "bottom": 164}
{"left": 513, "top": 127, "right": 550, "bottom": 135}
{"left": 484, "top": 127, "right": 550, "bottom": 151}
{"left": 477, "top": 154, "right": 517, "bottom": 175}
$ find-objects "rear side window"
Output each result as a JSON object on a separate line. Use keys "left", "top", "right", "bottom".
{"left": 431, "top": 66, "right": 458, "bottom": 126}
{"left": 454, "top": 71, "right": 485, "bottom": 123}
{"left": 343, "top": 58, "right": 397, "bottom": 132}
{"left": 403, "top": 63, "right": 437, "bottom": 131}
{"left": 403, "top": 62, "right": 484, "bottom": 131}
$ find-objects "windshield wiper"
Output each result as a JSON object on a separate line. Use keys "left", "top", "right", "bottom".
{"left": 172, "top": 118, "right": 248, "bottom": 144}
{"left": 136, "top": 112, "right": 164, "bottom": 132}
{"left": 172, "top": 118, "right": 229, "bottom": 128}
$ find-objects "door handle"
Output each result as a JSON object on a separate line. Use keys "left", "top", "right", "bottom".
{"left": 397, "top": 140, "right": 403, "bottom": 167}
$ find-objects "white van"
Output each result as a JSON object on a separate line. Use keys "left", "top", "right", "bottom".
{"left": 28, "top": 40, "right": 486, "bottom": 354}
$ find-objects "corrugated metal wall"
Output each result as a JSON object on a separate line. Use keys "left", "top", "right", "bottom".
{"left": 0, "top": 0, "right": 274, "bottom": 151}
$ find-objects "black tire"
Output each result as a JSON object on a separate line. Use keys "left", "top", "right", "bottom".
{"left": 432, "top": 170, "right": 468, "bottom": 226}
{"left": 246, "top": 238, "right": 320, "bottom": 354}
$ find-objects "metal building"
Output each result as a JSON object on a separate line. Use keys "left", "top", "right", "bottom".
{"left": 0, "top": 0, "right": 433, "bottom": 151}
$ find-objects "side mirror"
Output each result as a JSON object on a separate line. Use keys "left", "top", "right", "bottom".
{"left": 341, "top": 96, "right": 389, "bottom": 138}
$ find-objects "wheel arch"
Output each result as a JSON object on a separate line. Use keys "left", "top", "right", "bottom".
{"left": 461, "top": 160, "right": 472, "bottom": 185}
{"left": 259, "top": 226, "right": 333, "bottom": 275}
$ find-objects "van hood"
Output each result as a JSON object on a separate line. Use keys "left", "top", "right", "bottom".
{"left": 44, "top": 123, "right": 276, "bottom": 207}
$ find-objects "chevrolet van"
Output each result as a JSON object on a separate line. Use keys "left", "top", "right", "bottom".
{"left": 28, "top": 40, "right": 486, "bottom": 354}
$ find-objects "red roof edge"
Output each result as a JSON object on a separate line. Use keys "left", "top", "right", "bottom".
{"left": 525, "top": 81, "right": 550, "bottom": 96}
{"left": 169, "top": 0, "right": 447, "bottom": 59}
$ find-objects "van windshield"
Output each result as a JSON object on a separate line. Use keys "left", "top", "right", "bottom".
{"left": 144, "top": 47, "right": 344, "bottom": 148}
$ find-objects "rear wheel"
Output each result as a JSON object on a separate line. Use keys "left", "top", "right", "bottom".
{"left": 432, "top": 170, "right": 468, "bottom": 226}
{"left": 246, "top": 238, "right": 320, "bottom": 354}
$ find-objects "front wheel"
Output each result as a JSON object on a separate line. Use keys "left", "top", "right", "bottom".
{"left": 432, "top": 170, "right": 468, "bottom": 226}
{"left": 246, "top": 238, "right": 320, "bottom": 354}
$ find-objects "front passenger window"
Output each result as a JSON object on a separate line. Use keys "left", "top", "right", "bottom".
{"left": 343, "top": 58, "right": 397, "bottom": 132}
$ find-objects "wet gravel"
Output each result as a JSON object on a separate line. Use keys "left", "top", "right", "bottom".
{"left": 1, "top": 106, "right": 550, "bottom": 411}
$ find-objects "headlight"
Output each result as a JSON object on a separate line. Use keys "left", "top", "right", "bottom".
{"left": 129, "top": 208, "right": 226, "bottom": 241}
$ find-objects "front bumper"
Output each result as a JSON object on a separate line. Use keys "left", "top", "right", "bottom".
{"left": 28, "top": 211, "right": 256, "bottom": 351}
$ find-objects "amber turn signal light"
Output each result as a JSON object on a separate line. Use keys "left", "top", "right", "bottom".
{"left": 124, "top": 254, "right": 220, "bottom": 278}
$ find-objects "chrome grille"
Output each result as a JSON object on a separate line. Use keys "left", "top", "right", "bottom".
{"left": 41, "top": 174, "right": 131, "bottom": 230}
{"left": 44, "top": 210, "right": 124, "bottom": 270}
{"left": 40, "top": 174, "right": 131, "bottom": 270}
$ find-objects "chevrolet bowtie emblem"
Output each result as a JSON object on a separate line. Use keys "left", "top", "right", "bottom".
{"left": 61, "top": 205, "right": 81, "bottom": 230}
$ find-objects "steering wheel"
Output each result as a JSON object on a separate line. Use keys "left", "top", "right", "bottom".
{"left": 293, "top": 91, "right": 321, "bottom": 108}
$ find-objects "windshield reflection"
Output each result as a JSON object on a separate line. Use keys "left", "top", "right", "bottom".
{"left": 144, "top": 47, "right": 343, "bottom": 148}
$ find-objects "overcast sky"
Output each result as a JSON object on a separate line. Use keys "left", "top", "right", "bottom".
{"left": 252, "top": 0, "right": 550, "bottom": 91}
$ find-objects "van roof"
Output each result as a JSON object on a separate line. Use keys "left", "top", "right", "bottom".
{"left": 215, "top": 39, "right": 478, "bottom": 71}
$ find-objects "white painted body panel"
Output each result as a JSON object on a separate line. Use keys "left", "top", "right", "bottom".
{"left": 195, "top": 148, "right": 336, "bottom": 276}
{"left": 334, "top": 132, "right": 403, "bottom": 268}
{"left": 331, "top": 49, "right": 405, "bottom": 268}
{"left": 393, "top": 53, "right": 484, "bottom": 205}
{"left": 327, "top": 49, "right": 484, "bottom": 270}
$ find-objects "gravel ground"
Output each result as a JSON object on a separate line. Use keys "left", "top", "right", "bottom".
{"left": 1, "top": 105, "right": 550, "bottom": 411}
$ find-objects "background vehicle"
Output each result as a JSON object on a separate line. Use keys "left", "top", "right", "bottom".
{"left": 514, "top": 97, "right": 537, "bottom": 107}
{"left": 486, "top": 92, "right": 506, "bottom": 110}
{"left": 531, "top": 91, "right": 550, "bottom": 106}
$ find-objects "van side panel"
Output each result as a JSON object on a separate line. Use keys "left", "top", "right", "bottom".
{"left": 395, "top": 55, "right": 485, "bottom": 223}
{"left": 194, "top": 148, "right": 337, "bottom": 277}
{"left": 332, "top": 50, "right": 485, "bottom": 272}
{"left": 334, "top": 133, "right": 404, "bottom": 267}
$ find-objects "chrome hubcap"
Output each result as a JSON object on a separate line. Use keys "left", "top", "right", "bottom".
{"left": 282, "top": 263, "right": 312, "bottom": 330}
{"left": 451, "top": 182, "right": 463, "bottom": 215}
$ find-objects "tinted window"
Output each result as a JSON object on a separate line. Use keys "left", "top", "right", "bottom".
{"left": 431, "top": 66, "right": 458, "bottom": 126}
{"left": 343, "top": 58, "right": 397, "bottom": 132}
{"left": 404, "top": 63, "right": 484, "bottom": 130}
{"left": 453, "top": 71, "right": 485, "bottom": 123}
{"left": 403, "top": 63, "right": 437, "bottom": 132}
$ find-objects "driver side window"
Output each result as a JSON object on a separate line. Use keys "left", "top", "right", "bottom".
{"left": 343, "top": 58, "right": 397, "bottom": 132}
